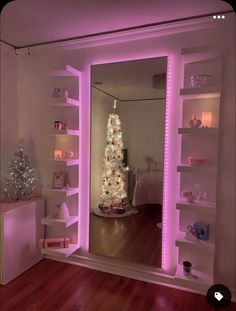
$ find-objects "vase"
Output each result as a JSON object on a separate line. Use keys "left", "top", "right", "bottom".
{"left": 58, "top": 202, "right": 70, "bottom": 219}
{"left": 189, "top": 115, "right": 202, "bottom": 128}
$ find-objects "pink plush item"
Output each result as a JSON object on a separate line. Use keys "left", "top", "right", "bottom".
{"left": 39, "top": 237, "right": 70, "bottom": 249}
{"left": 188, "top": 156, "right": 205, "bottom": 166}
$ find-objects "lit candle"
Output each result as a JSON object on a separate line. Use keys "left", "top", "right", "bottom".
{"left": 54, "top": 149, "right": 62, "bottom": 160}
{"left": 202, "top": 112, "right": 212, "bottom": 128}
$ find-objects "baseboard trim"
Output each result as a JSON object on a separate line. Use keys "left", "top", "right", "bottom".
{"left": 44, "top": 254, "right": 216, "bottom": 297}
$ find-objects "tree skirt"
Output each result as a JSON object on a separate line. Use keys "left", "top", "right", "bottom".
{"left": 93, "top": 206, "right": 138, "bottom": 218}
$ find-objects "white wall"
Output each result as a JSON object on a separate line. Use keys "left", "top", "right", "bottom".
{"left": 14, "top": 14, "right": 235, "bottom": 290}
{"left": 0, "top": 42, "right": 18, "bottom": 199}
{"left": 120, "top": 99, "right": 165, "bottom": 171}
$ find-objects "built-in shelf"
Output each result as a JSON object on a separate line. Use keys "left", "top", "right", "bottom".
{"left": 180, "top": 86, "right": 220, "bottom": 99}
{"left": 41, "top": 215, "right": 78, "bottom": 228}
{"left": 178, "top": 128, "right": 219, "bottom": 135}
{"left": 177, "top": 164, "right": 216, "bottom": 174}
{"left": 41, "top": 243, "right": 80, "bottom": 258}
{"left": 175, "top": 264, "right": 213, "bottom": 286}
{"left": 50, "top": 129, "right": 80, "bottom": 136}
{"left": 176, "top": 199, "right": 216, "bottom": 214}
{"left": 176, "top": 231, "right": 215, "bottom": 254}
{"left": 49, "top": 65, "right": 81, "bottom": 77}
{"left": 42, "top": 187, "right": 79, "bottom": 197}
{"left": 45, "top": 159, "right": 79, "bottom": 166}
{"left": 50, "top": 97, "right": 80, "bottom": 107}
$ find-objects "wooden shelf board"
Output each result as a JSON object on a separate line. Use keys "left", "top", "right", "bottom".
{"left": 180, "top": 86, "right": 220, "bottom": 99}
{"left": 49, "top": 65, "right": 81, "bottom": 77}
{"left": 178, "top": 128, "right": 219, "bottom": 135}
{"left": 45, "top": 159, "right": 79, "bottom": 166}
{"left": 41, "top": 215, "right": 78, "bottom": 227}
{"left": 50, "top": 97, "right": 80, "bottom": 107}
{"left": 177, "top": 164, "right": 216, "bottom": 174}
{"left": 175, "top": 264, "right": 213, "bottom": 286}
{"left": 50, "top": 129, "right": 80, "bottom": 136}
{"left": 176, "top": 231, "right": 215, "bottom": 254}
{"left": 42, "top": 187, "right": 79, "bottom": 197}
{"left": 41, "top": 243, "right": 80, "bottom": 258}
{"left": 176, "top": 199, "right": 216, "bottom": 214}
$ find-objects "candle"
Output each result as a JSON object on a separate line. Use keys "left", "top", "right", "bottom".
{"left": 202, "top": 112, "right": 212, "bottom": 128}
{"left": 54, "top": 149, "right": 62, "bottom": 160}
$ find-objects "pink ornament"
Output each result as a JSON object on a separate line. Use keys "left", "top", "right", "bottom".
{"left": 189, "top": 115, "right": 202, "bottom": 128}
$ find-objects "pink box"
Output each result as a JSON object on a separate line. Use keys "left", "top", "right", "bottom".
{"left": 188, "top": 156, "right": 206, "bottom": 166}
{"left": 39, "top": 237, "right": 70, "bottom": 248}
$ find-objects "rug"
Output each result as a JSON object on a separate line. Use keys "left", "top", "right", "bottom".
{"left": 93, "top": 206, "right": 138, "bottom": 218}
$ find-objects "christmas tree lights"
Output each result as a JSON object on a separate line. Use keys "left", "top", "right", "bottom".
{"left": 101, "top": 112, "right": 127, "bottom": 208}
{"left": 3, "top": 142, "right": 38, "bottom": 202}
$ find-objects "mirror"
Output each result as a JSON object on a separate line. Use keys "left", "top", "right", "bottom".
{"left": 89, "top": 57, "right": 167, "bottom": 267}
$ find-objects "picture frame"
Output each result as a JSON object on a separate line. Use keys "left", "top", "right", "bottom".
{"left": 52, "top": 172, "right": 65, "bottom": 189}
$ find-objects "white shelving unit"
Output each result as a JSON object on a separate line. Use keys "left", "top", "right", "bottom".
{"left": 175, "top": 232, "right": 215, "bottom": 254}
{"left": 175, "top": 264, "right": 213, "bottom": 286}
{"left": 176, "top": 199, "right": 216, "bottom": 214}
{"left": 175, "top": 46, "right": 221, "bottom": 287}
{"left": 45, "top": 159, "right": 80, "bottom": 166}
{"left": 42, "top": 187, "right": 79, "bottom": 197}
{"left": 42, "top": 64, "right": 81, "bottom": 258}
{"left": 41, "top": 215, "right": 79, "bottom": 228}
{"left": 50, "top": 129, "right": 80, "bottom": 136}
{"left": 41, "top": 243, "right": 80, "bottom": 259}
{"left": 177, "top": 164, "right": 216, "bottom": 174}
{"left": 180, "top": 86, "right": 220, "bottom": 99}
{"left": 178, "top": 128, "right": 219, "bottom": 135}
{"left": 50, "top": 97, "right": 80, "bottom": 107}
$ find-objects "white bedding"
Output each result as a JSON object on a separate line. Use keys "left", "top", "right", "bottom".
{"left": 132, "top": 173, "right": 163, "bottom": 206}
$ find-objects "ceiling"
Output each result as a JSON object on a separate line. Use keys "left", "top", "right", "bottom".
{"left": 92, "top": 57, "right": 167, "bottom": 100}
{"left": 0, "top": 0, "right": 232, "bottom": 48}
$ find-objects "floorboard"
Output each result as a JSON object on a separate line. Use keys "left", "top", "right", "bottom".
{"left": 0, "top": 259, "right": 235, "bottom": 311}
{"left": 89, "top": 204, "right": 162, "bottom": 267}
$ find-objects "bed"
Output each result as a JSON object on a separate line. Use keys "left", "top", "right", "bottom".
{"left": 132, "top": 168, "right": 163, "bottom": 207}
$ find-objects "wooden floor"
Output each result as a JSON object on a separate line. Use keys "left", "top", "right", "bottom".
{"left": 89, "top": 204, "right": 162, "bottom": 267}
{"left": 1, "top": 259, "right": 235, "bottom": 311}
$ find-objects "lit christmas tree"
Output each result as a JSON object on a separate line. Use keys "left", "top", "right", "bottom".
{"left": 3, "top": 141, "right": 38, "bottom": 202}
{"left": 101, "top": 108, "right": 127, "bottom": 209}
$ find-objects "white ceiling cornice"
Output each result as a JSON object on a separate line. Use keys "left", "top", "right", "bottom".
{"left": 29, "top": 15, "right": 220, "bottom": 52}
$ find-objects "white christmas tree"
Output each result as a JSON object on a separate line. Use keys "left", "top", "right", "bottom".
{"left": 101, "top": 111, "right": 127, "bottom": 208}
{"left": 3, "top": 142, "right": 38, "bottom": 202}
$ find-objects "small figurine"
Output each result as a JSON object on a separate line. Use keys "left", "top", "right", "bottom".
{"left": 187, "top": 191, "right": 195, "bottom": 203}
{"left": 181, "top": 189, "right": 195, "bottom": 203}
{"left": 52, "top": 88, "right": 61, "bottom": 98}
{"left": 63, "top": 90, "right": 69, "bottom": 98}
{"left": 189, "top": 115, "right": 202, "bottom": 128}
{"left": 194, "top": 222, "right": 209, "bottom": 240}
{"left": 185, "top": 225, "right": 198, "bottom": 241}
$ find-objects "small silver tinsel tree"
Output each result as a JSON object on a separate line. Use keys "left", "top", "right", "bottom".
{"left": 3, "top": 142, "right": 38, "bottom": 201}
